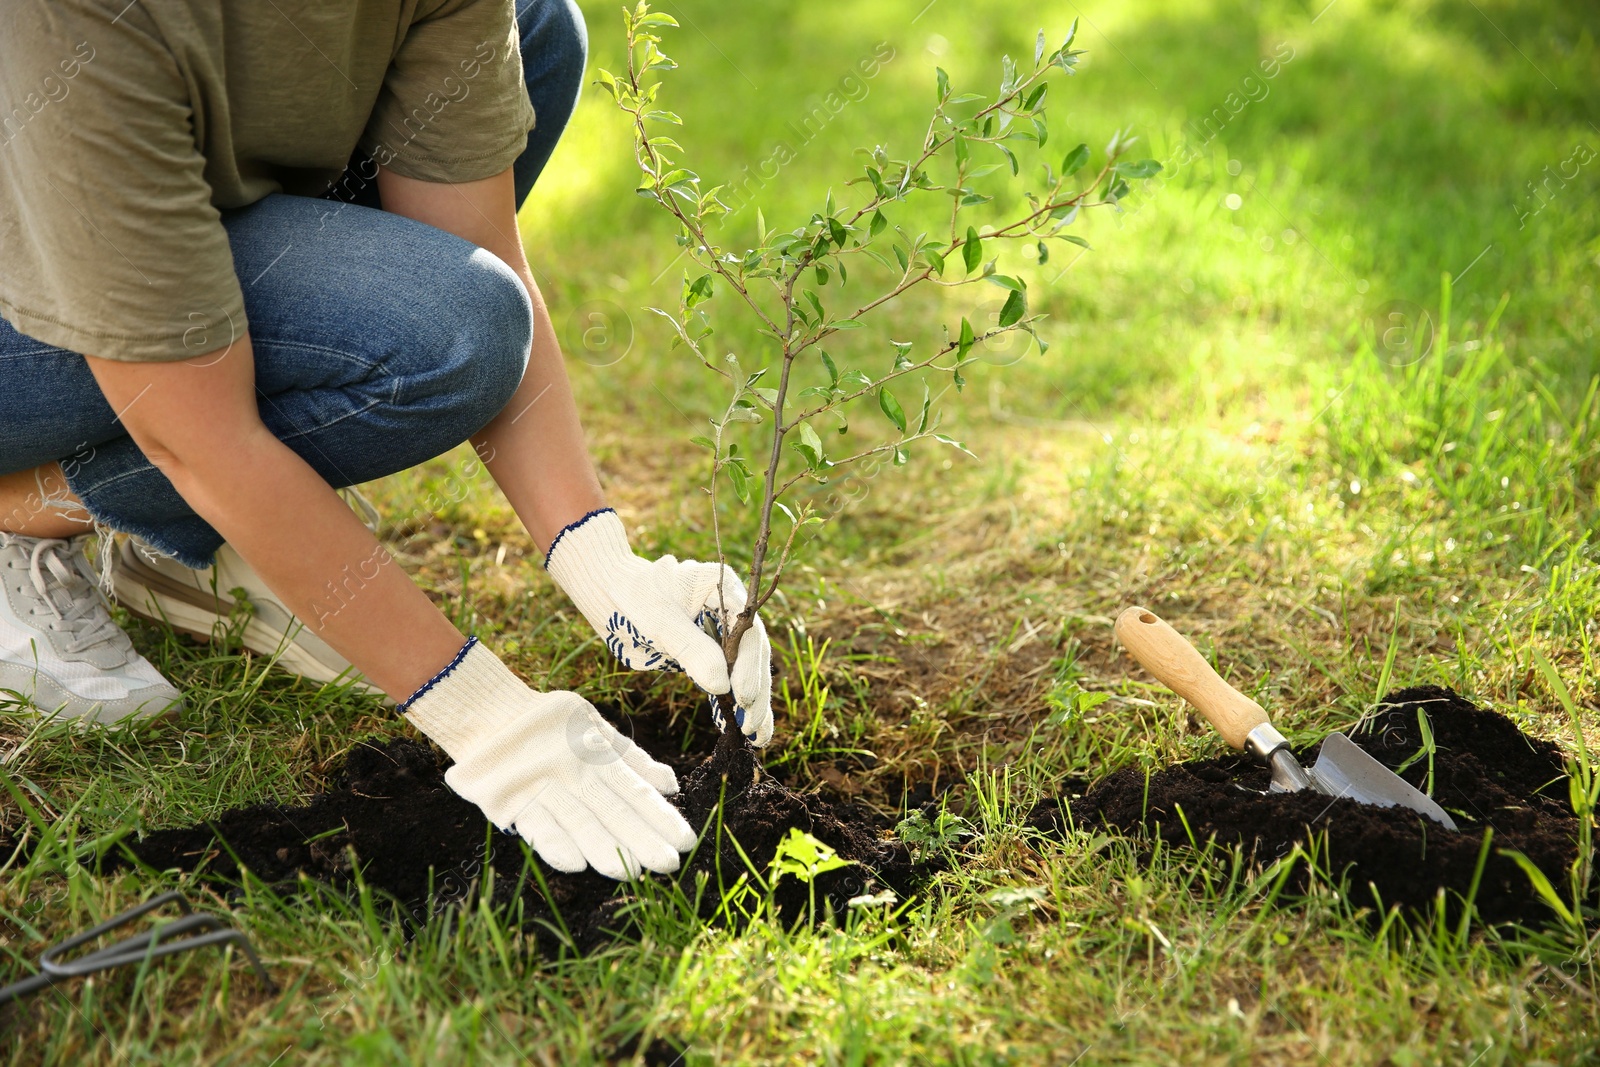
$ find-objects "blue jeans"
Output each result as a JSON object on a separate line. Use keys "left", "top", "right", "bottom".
{"left": 0, "top": 0, "right": 587, "bottom": 568}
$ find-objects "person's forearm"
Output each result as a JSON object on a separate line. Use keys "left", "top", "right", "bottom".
{"left": 171, "top": 432, "right": 466, "bottom": 697}
{"left": 375, "top": 167, "right": 607, "bottom": 552}
{"left": 472, "top": 267, "right": 607, "bottom": 552}
{"left": 86, "top": 342, "right": 466, "bottom": 699}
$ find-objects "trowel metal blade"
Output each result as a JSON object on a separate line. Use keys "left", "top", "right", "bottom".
{"left": 1309, "top": 731, "right": 1458, "bottom": 830}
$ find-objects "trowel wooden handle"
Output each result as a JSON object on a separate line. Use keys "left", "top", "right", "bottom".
{"left": 1113, "top": 606, "right": 1269, "bottom": 750}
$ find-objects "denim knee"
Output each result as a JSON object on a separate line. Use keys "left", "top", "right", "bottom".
{"left": 432, "top": 248, "right": 532, "bottom": 434}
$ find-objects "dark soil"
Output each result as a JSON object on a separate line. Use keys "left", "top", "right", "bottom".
{"left": 1030, "top": 686, "right": 1582, "bottom": 926}
{"left": 112, "top": 703, "right": 922, "bottom": 952}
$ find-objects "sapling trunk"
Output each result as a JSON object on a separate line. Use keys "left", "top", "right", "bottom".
{"left": 714, "top": 620, "right": 759, "bottom": 788}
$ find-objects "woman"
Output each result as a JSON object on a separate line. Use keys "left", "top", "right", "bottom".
{"left": 0, "top": 0, "right": 772, "bottom": 881}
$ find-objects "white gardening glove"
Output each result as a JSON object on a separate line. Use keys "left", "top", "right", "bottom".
{"left": 545, "top": 509, "right": 774, "bottom": 746}
{"left": 402, "top": 638, "right": 697, "bottom": 880}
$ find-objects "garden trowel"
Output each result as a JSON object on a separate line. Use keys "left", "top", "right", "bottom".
{"left": 1112, "top": 606, "right": 1457, "bottom": 830}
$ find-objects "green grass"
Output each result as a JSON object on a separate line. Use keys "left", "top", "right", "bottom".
{"left": 3, "top": 0, "right": 1599, "bottom": 1062}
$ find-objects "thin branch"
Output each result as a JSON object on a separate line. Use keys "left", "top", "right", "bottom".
{"left": 786, "top": 320, "right": 1032, "bottom": 429}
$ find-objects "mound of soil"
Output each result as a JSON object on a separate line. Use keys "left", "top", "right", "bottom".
{"left": 1030, "top": 686, "right": 1581, "bottom": 926}
{"left": 113, "top": 704, "right": 921, "bottom": 952}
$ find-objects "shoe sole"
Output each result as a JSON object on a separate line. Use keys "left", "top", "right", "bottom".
{"left": 112, "top": 547, "right": 386, "bottom": 698}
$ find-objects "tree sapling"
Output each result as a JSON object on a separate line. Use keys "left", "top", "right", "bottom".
{"left": 599, "top": 3, "right": 1160, "bottom": 773}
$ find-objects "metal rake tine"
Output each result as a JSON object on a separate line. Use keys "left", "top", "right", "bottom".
{"left": 34, "top": 890, "right": 192, "bottom": 974}
{"left": 2, "top": 890, "right": 277, "bottom": 1004}
{"left": 58, "top": 925, "right": 277, "bottom": 993}
{"left": 42, "top": 913, "right": 230, "bottom": 976}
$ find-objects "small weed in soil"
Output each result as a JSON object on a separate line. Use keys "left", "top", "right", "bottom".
{"left": 114, "top": 704, "right": 923, "bottom": 952}
{"left": 1030, "top": 686, "right": 1582, "bottom": 926}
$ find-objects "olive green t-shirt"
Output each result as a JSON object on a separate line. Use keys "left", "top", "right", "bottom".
{"left": 0, "top": 0, "right": 536, "bottom": 363}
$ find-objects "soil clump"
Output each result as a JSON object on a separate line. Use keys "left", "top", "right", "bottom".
{"left": 115, "top": 704, "right": 920, "bottom": 951}
{"left": 1031, "top": 686, "right": 1581, "bottom": 926}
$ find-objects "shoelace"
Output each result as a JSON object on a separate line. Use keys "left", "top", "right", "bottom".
{"left": 2, "top": 535, "right": 125, "bottom": 656}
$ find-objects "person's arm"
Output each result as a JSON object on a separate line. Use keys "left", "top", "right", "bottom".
{"left": 84, "top": 341, "right": 467, "bottom": 700}
{"left": 375, "top": 167, "right": 776, "bottom": 744}
{"left": 86, "top": 337, "right": 694, "bottom": 878}
{"left": 375, "top": 167, "right": 602, "bottom": 551}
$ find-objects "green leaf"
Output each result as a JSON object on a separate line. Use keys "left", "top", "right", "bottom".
{"left": 796, "top": 421, "right": 825, "bottom": 469}
{"left": 995, "top": 142, "right": 1019, "bottom": 176}
{"left": 634, "top": 12, "right": 679, "bottom": 28}
{"left": 769, "top": 828, "right": 852, "bottom": 882}
{"left": 986, "top": 274, "right": 1025, "bottom": 292}
{"left": 1061, "top": 234, "right": 1091, "bottom": 249}
{"left": 936, "top": 66, "right": 951, "bottom": 103}
{"left": 832, "top": 319, "right": 865, "bottom": 330}
{"left": 924, "top": 248, "right": 946, "bottom": 275}
{"left": 998, "top": 287, "right": 1027, "bottom": 327}
{"left": 869, "top": 210, "right": 888, "bottom": 237}
{"left": 725, "top": 460, "right": 752, "bottom": 503}
{"left": 689, "top": 435, "right": 715, "bottom": 450}
{"left": 893, "top": 245, "right": 909, "bottom": 272}
{"left": 956, "top": 317, "right": 975, "bottom": 360}
{"left": 879, "top": 387, "right": 907, "bottom": 432}
{"left": 891, "top": 339, "right": 914, "bottom": 372}
{"left": 953, "top": 134, "right": 969, "bottom": 167}
{"left": 1115, "top": 158, "right": 1162, "bottom": 180}
{"left": 815, "top": 263, "right": 829, "bottom": 285}
{"left": 1062, "top": 142, "right": 1090, "bottom": 175}
{"left": 683, "top": 273, "right": 714, "bottom": 308}
{"left": 933, "top": 433, "right": 978, "bottom": 458}
{"left": 820, "top": 350, "right": 839, "bottom": 385}
{"left": 963, "top": 226, "right": 982, "bottom": 273}
{"left": 917, "top": 382, "right": 932, "bottom": 433}
{"left": 1036, "top": 240, "right": 1049, "bottom": 264}
{"left": 805, "top": 289, "right": 825, "bottom": 322}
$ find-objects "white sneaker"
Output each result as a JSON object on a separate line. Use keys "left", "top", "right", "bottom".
{"left": 0, "top": 533, "right": 184, "bottom": 726}
{"left": 111, "top": 539, "right": 385, "bottom": 699}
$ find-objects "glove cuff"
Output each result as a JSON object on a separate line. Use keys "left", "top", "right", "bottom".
{"left": 545, "top": 507, "right": 635, "bottom": 606}
{"left": 545, "top": 508, "right": 628, "bottom": 568}
{"left": 401, "top": 638, "right": 530, "bottom": 762}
